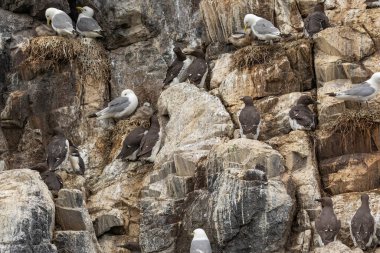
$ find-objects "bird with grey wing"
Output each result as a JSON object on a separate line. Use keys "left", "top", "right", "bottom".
{"left": 45, "top": 8, "right": 76, "bottom": 37}
{"left": 88, "top": 89, "right": 139, "bottom": 120}
{"left": 238, "top": 96, "right": 261, "bottom": 139}
{"left": 315, "top": 197, "right": 341, "bottom": 246}
{"left": 68, "top": 143, "right": 85, "bottom": 175}
{"left": 350, "top": 194, "right": 376, "bottom": 249}
{"left": 244, "top": 14, "right": 281, "bottom": 45}
{"left": 46, "top": 128, "right": 70, "bottom": 172}
{"left": 289, "top": 95, "right": 318, "bottom": 131}
{"left": 303, "top": 3, "right": 330, "bottom": 37}
{"left": 179, "top": 47, "right": 208, "bottom": 89}
{"left": 163, "top": 47, "right": 192, "bottom": 87}
{"left": 76, "top": 6, "right": 103, "bottom": 38}
{"left": 190, "top": 228, "right": 212, "bottom": 253}
{"left": 326, "top": 72, "right": 380, "bottom": 105}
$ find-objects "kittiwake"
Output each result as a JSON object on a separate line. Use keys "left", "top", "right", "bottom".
{"left": 76, "top": 6, "right": 103, "bottom": 38}
{"left": 190, "top": 228, "right": 212, "bottom": 253}
{"left": 45, "top": 8, "right": 75, "bottom": 36}
{"left": 244, "top": 14, "right": 281, "bottom": 44}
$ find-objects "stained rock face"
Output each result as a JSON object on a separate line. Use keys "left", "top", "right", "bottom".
{"left": 313, "top": 240, "right": 364, "bottom": 253}
{"left": 0, "top": 169, "right": 56, "bottom": 252}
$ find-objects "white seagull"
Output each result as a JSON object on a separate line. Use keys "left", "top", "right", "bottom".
{"left": 190, "top": 228, "right": 212, "bottom": 253}
{"left": 244, "top": 14, "right": 281, "bottom": 44}
{"left": 45, "top": 8, "right": 75, "bottom": 36}
{"left": 76, "top": 6, "right": 103, "bottom": 38}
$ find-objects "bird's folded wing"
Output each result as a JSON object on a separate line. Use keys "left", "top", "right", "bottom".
{"left": 340, "top": 83, "right": 375, "bottom": 97}
{"left": 77, "top": 17, "right": 102, "bottom": 32}
{"left": 52, "top": 13, "right": 73, "bottom": 29}
{"left": 106, "top": 96, "right": 130, "bottom": 113}
{"left": 254, "top": 19, "right": 280, "bottom": 34}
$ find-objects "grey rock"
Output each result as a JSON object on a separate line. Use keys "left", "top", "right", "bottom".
{"left": 93, "top": 210, "right": 125, "bottom": 237}
{"left": 0, "top": 169, "right": 56, "bottom": 252}
{"left": 54, "top": 231, "right": 97, "bottom": 253}
{"left": 0, "top": 0, "right": 69, "bottom": 18}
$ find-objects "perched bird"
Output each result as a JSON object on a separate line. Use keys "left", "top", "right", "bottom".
{"left": 30, "top": 162, "right": 63, "bottom": 192}
{"left": 304, "top": 3, "right": 330, "bottom": 37}
{"left": 76, "top": 6, "right": 103, "bottom": 38}
{"left": 228, "top": 29, "right": 253, "bottom": 48}
{"left": 326, "top": 72, "right": 380, "bottom": 103}
{"left": 46, "top": 128, "right": 69, "bottom": 171}
{"left": 116, "top": 126, "right": 147, "bottom": 160}
{"left": 88, "top": 89, "right": 138, "bottom": 120}
{"left": 350, "top": 194, "right": 376, "bottom": 249}
{"left": 137, "top": 115, "right": 161, "bottom": 163}
{"left": 366, "top": 0, "right": 380, "bottom": 8}
{"left": 190, "top": 228, "right": 212, "bottom": 253}
{"left": 238, "top": 96, "right": 261, "bottom": 139}
{"left": 163, "top": 47, "right": 192, "bottom": 86}
{"left": 244, "top": 14, "right": 281, "bottom": 44}
{"left": 129, "top": 102, "right": 154, "bottom": 122}
{"left": 315, "top": 197, "right": 341, "bottom": 246}
{"left": 68, "top": 143, "right": 85, "bottom": 175}
{"left": 45, "top": 8, "right": 75, "bottom": 36}
{"left": 289, "top": 95, "right": 318, "bottom": 131}
{"left": 179, "top": 48, "right": 208, "bottom": 88}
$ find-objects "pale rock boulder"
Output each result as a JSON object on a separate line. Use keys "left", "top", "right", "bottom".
{"left": 313, "top": 240, "right": 364, "bottom": 253}
{"left": 314, "top": 26, "right": 375, "bottom": 62}
{"left": 54, "top": 231, "right": 98, "bottom": 253}
{"left": 0, "top": 169, "right": 56, "bottom": 252}
{"left": 287, "top": 210, "right": 313, "bottom": 252}
{"left": 156, "top": 83, "right": 234, "bottom": 165}
{"left": 208, "top": 139, "right": 295, "bottom": 252}
{"left": 210, "top": 53, "right": 232, "bottom": 90}
{"left": 357, "top": 8, "right": 380, "bottom": 48}
{"left": 363, "top": 52, "right": 380, "bottom": 73}
{"left": 332, "top": 191, "right": 380, "bottom": 248}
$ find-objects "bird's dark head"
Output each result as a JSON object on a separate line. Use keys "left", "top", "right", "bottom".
{"left": 240, "top": 96, "right": 254, "bottom": 106}
{"left": 315, "top": 197, "right": 333, "bottom": 208}
{"left": 297, "top": 95, "right": 318, "bottom": 105}
{"left": 314, "top": 3, "right": 325, "bottom": 12}
{"left": 173, "top": 46, "right": 186, "bottom": 60}
{"left": 361, "top": 193, "right": 370, "bottom": 204}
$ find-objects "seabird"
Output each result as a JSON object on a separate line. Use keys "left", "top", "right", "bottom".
{"left": 190, "top": 228, "right": 212, "bottom": 253}
{"left": 76, "top": 6, "right": 103, "bottom": 38}
{"left": 68, "top": 143, "right": 85, "bottom": 175}
{"left": 46, "top": 128, "right": 69, "bottom": 171}
{"left": 45, "top": 8, "right": 75, "bottom": 36}
{"left": 326, "top": 72, "right": 380, "bottom": 102}
{"left": 350, "top": 194, "right": 376, "bottom": 249}
{"left": 163, "top": 47, "right": 192, "bottom": 86}
{"left": 289, "top": 95, "right": 318, "bottom": 131}
{"left": 228, "top": 29, "right": 253, "bottom": 48}
{"left": 116, "top": 126, "right": 147, "bottom": 160}
{"left": 137, "top": 115, "right": 161, "bottom": 163}
{"left": 40, "top": 171, "right": 64, "bottom": 191}
{"left": 366, "top": 0, "right": 380, "bottom": 8}
{"left": 179, "top": 48, "right": 208, "bottom": 88}
{"left": 304, "top": 3, "right": 330, "bottom": 37}
{"left": 238, "top": 96, "right": 261, "bottom": 139}
{"left": 244, "top": 14, "right": 281, "bottom": 44}
{"left": 88, "top": 89, "right": 138, "bottom": 120}
{"left": 129, "top": 102, "right": 154, "bottom": 122}
{"left": 315, "top": 197, "right": 341, "bottom": 246}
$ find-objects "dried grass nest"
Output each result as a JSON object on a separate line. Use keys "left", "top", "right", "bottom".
{"left": 19, "top": 36, "right": 109, "bottom": 83}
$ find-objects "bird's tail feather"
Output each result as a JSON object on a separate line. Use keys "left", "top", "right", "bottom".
{"left": 87, "top": 113, "right": 97, "bottom": 118}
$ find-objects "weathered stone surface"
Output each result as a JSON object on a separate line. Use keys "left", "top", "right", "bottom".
{"left": 0, "top": 90, "right": 29, "bottom": 129}
{"left": 314, "top": 26, "right": 375, "bottom": 62}
{"left": 109, "top": 40, "right": 167, "bottom": 106}
{"left": 156, "top": 83, "right": 233, "bottom": 165}
{"left": 313, "top": 240, "right": 363, "bottom": 253}
{"left": 54, "top": 231, "right": 97, "bottom": 253}
{"left": 0, "top": 0, "right": 69, "bottom": 18}
{"left": 287, "top": 209, "right": 313, "bottom": 252}
{"left": 320, "top": 153, "right": 380, "bottom": 195}
{"left": 93, "top": 209, "right": 125, "bottom": 237}
{"left": 0, "top": 169, "right": 56, "bottom": 252}
{"left": 216, "top": 41, "right": 313, "bottom": 108}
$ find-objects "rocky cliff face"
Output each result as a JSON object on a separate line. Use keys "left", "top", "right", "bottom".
{"left": 0, "top": 0, "right": 380, "bottom": 253}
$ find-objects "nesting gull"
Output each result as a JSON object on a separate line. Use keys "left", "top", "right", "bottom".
{"left": 117, "top": 126, "right": 147, "bottom": 160}
{"left": 137, "top": 115, "right": 161, "bottom": 163}
{"left": 304, "top": 3, "right": 330, "bottom": 37}
{"left": 179, "top": 48, "right": 208, "bottom": 88}
{"left": 350, "top": 194, "right": 376, "bottom": 249}
{"left": 45, "top": 8, "right": 75, "bottom": 36}
{"left": 190, "top": 228, "right": 212, "bottom": 253}
{"left": 68, "top": 143, "right": 85, "bottom": 175}
{"left": 163, "top": 47, "right": 192, "bottom": 86}
{"left": 238, "top": 96, "right": 261, "bottom": 139}
{"left": 46, "top": 128, "right": 69, "bottom": 171}
{"left": 289, "top": 95, "right": 318, "bottom": 131}
{"left": 76, "top": 6, "right": 103, "bottom": 38}
{"left": 326, "top": 72, "right": 380, "bottom": 103}
{"left": 315, "top": 197, "right": 341, "bottom": 246}
{"left": 88, "top": 89, "right": 138, "bottom": 120}
{"left": 244, "top": 14, "right": 281, "bottom": 44}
